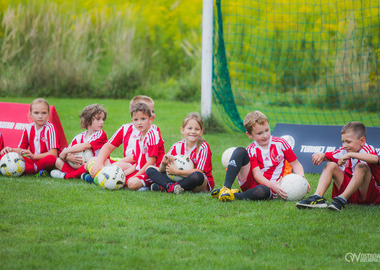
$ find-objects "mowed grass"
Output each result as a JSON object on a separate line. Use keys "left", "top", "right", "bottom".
{"left": 1, "top": 98, "right": 380, "bottom": 269}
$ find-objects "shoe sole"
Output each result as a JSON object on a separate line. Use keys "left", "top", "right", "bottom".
{"left": 219, "top": 194, "right": 234, "bottom": 202}
{"left": 296, "top": 203, "right": 328, "bottom": 209}
{"left": 328, "top": 204, "right": 342, "bottom": 211}
{"left": 173, "top": 185, "right": 185, "bottom": 194}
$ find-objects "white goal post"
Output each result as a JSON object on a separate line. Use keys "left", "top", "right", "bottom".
{"left": 201, "top": 0, "right": 213, "bottom": 119}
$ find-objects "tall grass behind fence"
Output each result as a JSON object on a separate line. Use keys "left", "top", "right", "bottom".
{"left": 0, "top": 0, "right": 202, "bottom": 100}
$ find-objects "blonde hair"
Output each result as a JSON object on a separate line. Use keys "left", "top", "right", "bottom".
{"left": 130, "top": 102, "right": 152, "bottom": 118}
{"left": 80, "top": 104, "right": 107, "bottom": 129}
{"left": 129, "top": 95, "right": 154, "bottom": 112}
{"left": 182, "top": 112, "right": 205, "bottom": 149}
{"left": 243, "top": 111, "right": 268, "bottom": 134}
{"left": 30, "top": 98, "right": 50, "bottom": 113}
{"left": 341, "top": 121, "right": 366, "bottom": 139}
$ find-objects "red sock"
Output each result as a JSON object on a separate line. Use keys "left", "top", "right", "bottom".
{"left": 64, "top": 165, "right": 87, "bottom": 179}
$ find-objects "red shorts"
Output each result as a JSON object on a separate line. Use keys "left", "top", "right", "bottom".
{"left": 124, "top": 171, "right": 151, "bottom": 187}
{"left": 332, "top": 172, "right": 380, "bottom": 204}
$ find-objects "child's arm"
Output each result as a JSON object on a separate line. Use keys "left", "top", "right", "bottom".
{"left": 0, "top": 147, "right": 22, "bottom": 155}
{"left": 165, "top": 162, "right": 201, "bottom": 178}
{"left": 338, "top": 152, "right": 379, "bottom": 166}
{"left": 135, "top": 156, "right": 157, "bottom": 177}
{"left": 90, "top": 143, "right": 116, "bottom": 177}
{"left": 312, "top": 152, "right": 328, "bottom": 165}
{"left": 20, "top": 148, "right": 58, "bottom": 160}
{"left": 289, "top": 159, "right": 305, "bottom": 177}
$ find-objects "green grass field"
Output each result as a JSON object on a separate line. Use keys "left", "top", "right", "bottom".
{"left": 1, "top": 98, "right": 380, "bottom": 269}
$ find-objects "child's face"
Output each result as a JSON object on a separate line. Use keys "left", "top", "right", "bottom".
{"left": 341, "top": 132, "right": 365, "bottom": 153}
{"left": 246, "top": 121, "right": 271, "bottom": 148}
{"left": 181, "top": 119, "right": 203, "bottom": 144}
{"left": 89, "top": 112, "right": 105, "bottom": 131}
{"left": 132, "top": 111, "right": 152, "bottom": 134}
{"left": 30, "top": 102, "right": 49, "bottom": 129}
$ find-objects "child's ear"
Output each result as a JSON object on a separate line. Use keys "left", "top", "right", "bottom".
{"left": 360, "top": 136, "right": 366, "bottom": 146}
{"left": 246, "top": 131, "right": 254, "bottom": 140}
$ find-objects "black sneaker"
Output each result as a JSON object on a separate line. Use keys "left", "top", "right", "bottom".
{"left": 296, "top": 195, "right": 328, "bottom": 209}
{"left": 328, "top": 196, "right": 346, "bottom": 212}
{"left": 151, "top": 183, "right": 165, "bottom": 192}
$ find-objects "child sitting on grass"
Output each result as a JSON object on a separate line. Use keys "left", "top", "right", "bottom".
{"left": 296, "top": 121, "right": 380, "bottom": 211}
{"left": 50, "top": 104, "right": 108, "bottom": 179}
{"left": 212, "top": 110, "right": 308, "bottom": 202}
{"left": 146, "top": 112, "right": 214, "bottom": 194}
{"left": 0, "top": 98, "right": 60, "bottom": 176}
{"left": 87, "top": 102, "right": 164, "bottom": 191}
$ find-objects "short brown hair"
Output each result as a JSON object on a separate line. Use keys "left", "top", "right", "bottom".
{"left": 130, "top": 102, "right": 151, "bottom": 118}
{"left": 129, "top": 95, "right": 154, "bottom": 112}
{"left": 243, "top": 111, "right": 268, "bottom": 134}
{"left": 80, "top": 104, "right": 107, "bottom": 129}
{"left": 341, "top": 121, "right": 366, "bottom": 139}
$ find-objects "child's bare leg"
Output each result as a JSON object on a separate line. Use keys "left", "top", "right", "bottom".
{"left": 339, "top": 163, "right": 371, "bottom": 201}
{"left": 127, "top": 177, "right": 143, "bottom": 191}
{"left": 54, "top": 158, "right": 64, "bottom": 170}
{"left": 315, "top": 162, "right": 344, "bottom": 197}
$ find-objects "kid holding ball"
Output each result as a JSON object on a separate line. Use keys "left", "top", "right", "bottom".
{"left": 146, "top": 112, "right": 214, "bottom": 193}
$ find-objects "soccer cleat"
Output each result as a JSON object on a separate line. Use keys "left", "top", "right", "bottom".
{"left": 35, "top": 170, "right": 49, "bottom": 177}
{"left": 328, "top": 196, "right": 346, "bottom": 212}
{"left": 219, "top": 188, "right": 235, "bottom": 202}
{"left": 50, "top": 169, "right": 66, "bottom": 179}
{"left": 167, "top": 182, "right": 185, "bottom": 194}
{"left": 151, "top": 183, "right": 166, "bottom": 192}
{"left": 296, "top": 195, "right": 328, "bottom": 209}
{"left": 138, "top": 187, "right": 149, "bottom": 192}
{"left": 211, "top": 186, "right": 240, "bottom": 198}
{"left": 81, "top": 173, "right": 94, "bottom": 184}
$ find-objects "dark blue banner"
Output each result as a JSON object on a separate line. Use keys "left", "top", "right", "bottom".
{"left": 272, "top": 123, "right": 380, "bottom": 174}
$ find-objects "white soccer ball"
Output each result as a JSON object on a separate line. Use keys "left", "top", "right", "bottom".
{"left": 96, "top": 165, "right": 126, "bottom": 190}
{"left": 68, "top": 149, "right": 94, "bottom": 169}
{"left": 221, "top": 147, "right": 237, "bottom": 168}
{"left": 280, "top": 173, "right": 308, "bottom": 201}
{"left": 0, "top": 152, "right": 25, "bottom": 177}
{"left": 167, "top": 155, "right": 194, "bottom": 181}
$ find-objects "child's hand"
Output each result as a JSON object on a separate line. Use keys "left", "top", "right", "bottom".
{"left": 0, "top": 147, "right": 12, "bottom": 155}
{"left": 312, "top": 152, "right": 325, "bottom": 165}
{"left": 162, "top": 154, "right": 175, "bottom": 166}
{"left": 272, "top": 181, "right": 287, "bottom": 200}
{"left": 165, "top": 162, "right": 179, "bottom": 176}
{"left": 338, "top": 154, "right": 350, "bottom": 166}
{"left": 68, "top": 154, "right": 84, "bottom": 166}
{"left": 20, "top": 149, "right": 34, "bottom": 160}
{"left": 59, "top": 148, "right": 69, "bottom": 160}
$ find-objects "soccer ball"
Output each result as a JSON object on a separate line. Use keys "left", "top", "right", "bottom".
{"left": 68, "top": 149, "right": 94, "bottom": 169}
{"left": 280, "top": 173, "right": 308, "bottom": 201}
{"left": 0, "top": 152, "right": 26, "bottom": 177}
{"left": 167, "top": 155, "right": 194, "bottom": 181}
{"left": 221, "top": 147, "right": 237, "bottom": 168}
{"left": 96, "top": 165, "right": 125, "bottom": 190}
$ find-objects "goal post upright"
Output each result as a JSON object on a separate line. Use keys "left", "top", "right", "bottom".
{"left": 201, "top": 0, "right": 213, "bottom": 119}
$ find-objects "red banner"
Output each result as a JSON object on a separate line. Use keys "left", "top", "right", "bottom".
{"left": 0, "top": 102, "right": 68, "bottom": 149}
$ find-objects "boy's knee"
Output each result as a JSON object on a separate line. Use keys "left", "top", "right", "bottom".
{"left": 324, "top": 162, "right": 339, "bottom": 170}
{"left": 127, "top": 177, "right": 143, "bottom": 190}
{"left": 356, "top": 163, "right": 370, "bottom": 172}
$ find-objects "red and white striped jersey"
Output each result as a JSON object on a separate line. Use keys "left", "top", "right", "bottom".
{"left": 108, "top": 123, "right": 161, "bottom": 158}
{"left": 168, "top": 139, "right": 214, "bottom": 189}
{"left": 325, "top": 144, "right": 380, "bottom": 183}
{"left": 18, "top": 121, "right": 60, "bottom": 154}
{"left": 69, "top": 130, "right": 108, "bottom": 156}
{"left": 132, "top": 126, "right": 164, "bottom": 170}
{"left": 247, "top": 136, "right": 297, "bottom": 183}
